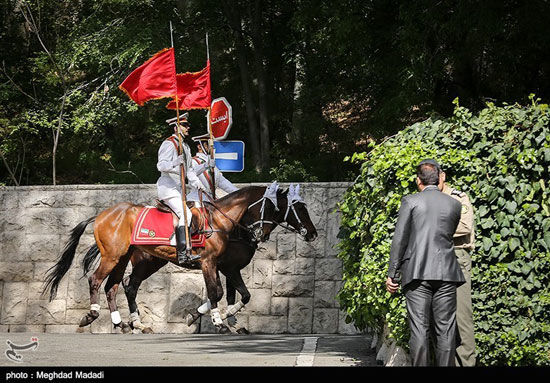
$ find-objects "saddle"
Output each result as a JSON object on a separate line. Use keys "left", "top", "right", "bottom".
{"left": 155, "top": 199, "right": 207, "bottom": 237}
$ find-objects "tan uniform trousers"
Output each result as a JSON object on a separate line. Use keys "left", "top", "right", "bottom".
{"left": 455, "top": 248, "right": 476, "bottom": 366}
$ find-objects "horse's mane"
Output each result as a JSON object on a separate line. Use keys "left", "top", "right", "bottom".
{"left": 213, "top": 185, "right": 288, "bottom": 207}
{"left": 212, "top": 185, "right": 263, "bottom": 208}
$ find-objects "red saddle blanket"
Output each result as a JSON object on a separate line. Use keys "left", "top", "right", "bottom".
{"left": 130, "top": 206, "right": 208, "bottom": 248}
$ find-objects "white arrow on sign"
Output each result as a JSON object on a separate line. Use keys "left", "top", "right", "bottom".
{"left": 214, "top": 152, "right": 238, "bottom": 160}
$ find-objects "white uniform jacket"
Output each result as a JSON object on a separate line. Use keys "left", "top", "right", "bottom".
{"left": 187, "top": 152, "right": 238, "bottom": 202}
{"left": 156, "top": 134, "right": 203, "bottom": 201}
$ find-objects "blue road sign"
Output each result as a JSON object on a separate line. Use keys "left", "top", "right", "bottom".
{"left": 213, "top": 140, "right": 245, "bottom": 172}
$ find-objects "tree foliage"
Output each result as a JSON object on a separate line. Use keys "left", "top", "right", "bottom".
{"left": 1, "top": 1, "right": 550, "bottom": 185}
{"left": 337, "top": 97, "right": 550, "bottom": 366}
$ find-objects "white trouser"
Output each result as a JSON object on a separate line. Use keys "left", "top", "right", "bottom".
{"left": 163, "top": 196, "right": 193, "bottom": 227}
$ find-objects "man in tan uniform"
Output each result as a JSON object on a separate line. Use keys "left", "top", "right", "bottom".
{"left": 439, "top": 170, "right": 477, "bottom": 366}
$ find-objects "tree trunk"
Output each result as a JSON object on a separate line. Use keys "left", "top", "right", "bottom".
{"left": 291, "top": 50, "right": 304, "bottom": 146}
{"left": 220, "top": 0, "right": 262, "bottom": 173}
{"left": 251, "top": 0, "right": 270, "bottom": 171}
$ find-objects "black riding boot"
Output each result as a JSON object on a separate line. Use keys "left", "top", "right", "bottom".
{"left": 175, "top": 226, "right": 201, "bottom": 265}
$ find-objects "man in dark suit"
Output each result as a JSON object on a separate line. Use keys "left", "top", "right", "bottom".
{"left": 385, "top": 159, "right": 465, "bottom": 366}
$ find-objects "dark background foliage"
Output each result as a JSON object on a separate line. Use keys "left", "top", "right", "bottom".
{"left": 1, "top": 0, "right": 550, "bottom": 185}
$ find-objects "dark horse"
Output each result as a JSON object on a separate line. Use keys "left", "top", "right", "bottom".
{"left": 43, "top": 184, "right": 317, "bottom": 333}
{"left": 118, "top": 183, "right": 317, "bottom": 334}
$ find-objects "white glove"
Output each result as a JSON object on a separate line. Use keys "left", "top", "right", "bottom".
{"left": 172, "top": 155, "right": 185, "bottom": 167}
{"left": 208, "top": 157, "right": 216, "bottom": 168}
{"left": 193, "top": 182, "right": 207, "bottom": 193}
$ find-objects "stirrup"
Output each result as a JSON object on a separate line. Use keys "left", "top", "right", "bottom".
{"left": 177, "top": 248, "right": 201, "bottom": 265}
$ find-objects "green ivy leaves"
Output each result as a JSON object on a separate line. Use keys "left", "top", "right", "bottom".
{"left": 337, "top": 99, "right": 550, "bottom": 366}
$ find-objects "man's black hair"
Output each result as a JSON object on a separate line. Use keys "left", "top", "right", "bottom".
{"left": 417, "top": 163, "right": 440, "bottom": 186}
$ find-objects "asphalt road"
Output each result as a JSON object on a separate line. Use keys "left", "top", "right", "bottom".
{"left": 0, "top": 333, "right": 377, "bottom": 367}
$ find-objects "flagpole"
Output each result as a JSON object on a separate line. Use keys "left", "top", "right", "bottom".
{"left": 206, "top": 32, "right": 216, "bottom": 199}
{"left": 171, "top": 21, "right": 192, "bottom": 255}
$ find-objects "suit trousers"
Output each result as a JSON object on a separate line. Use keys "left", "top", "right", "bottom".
{"left": 404, "top": 280, "right": 458, "bottom": 366}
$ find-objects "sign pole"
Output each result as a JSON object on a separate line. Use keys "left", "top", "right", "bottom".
{"left": 171, "top": 21, "right": 191, "bottom": 255}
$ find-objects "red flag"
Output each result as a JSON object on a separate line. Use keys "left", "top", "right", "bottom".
{"left": 119, "top": 48, "right": 177, "bottom": 106}
{"left": 166, "top": 61, "right": 211, "bottom": 110}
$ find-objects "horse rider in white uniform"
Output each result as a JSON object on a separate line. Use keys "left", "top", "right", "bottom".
{"left": 156, "top": 113, "right": 205, "bottom": 265}
{"left": 188, "top": 133, "right": 239, "bottom": 204}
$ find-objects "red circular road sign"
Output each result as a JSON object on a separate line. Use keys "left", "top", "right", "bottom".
{"left": 209, "top": 97, "right": 232, "bottom": 140}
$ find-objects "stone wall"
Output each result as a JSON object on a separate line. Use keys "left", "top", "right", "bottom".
{"left": 0, "top": 183, "right": 359, "bottom": 334}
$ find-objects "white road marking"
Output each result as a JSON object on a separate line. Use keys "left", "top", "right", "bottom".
{"left": 295, "top": 337, "right": 318, "bottom": 367}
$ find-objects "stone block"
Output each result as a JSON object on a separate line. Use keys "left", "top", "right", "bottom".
{"left": 8, "top": 325, "right": 45, "bottom": 333}
{"left": 314, "top": 281, "right": 337, "bottom": 308}
{"left": 136, "top": 293, "right": 168, "bottom": 324}
{"left": 0, "top": 191, "right": 18, "bottom": 209}
{"left": 312, "top": 308, "right": 339, "bottom": 333}
{"left": 273, "top": 260, "right": 293, "bottom": 275}
{"left": 1, "top": 282, "right": 28, "bottom": 324}
{"left": 33, "top": 262, "right": 56, "bottom": 282}
{"left": 0, "top": 233, "right": 29, "bottom": 262}
{"left": 28, "top": 281, "right": 67, "bottom": 301}
{"left": 0, "top": 262, "right": 34, "bottom": 282}
{"left": 243, "top": 289, "right": 271, "bottom": 315}
{"left": 65, "top": 309, "right": 89, "bottom": 325}
{"left": 270, "top": 297, "right": 288, "bottom": 316}
{"left": 255, "top": 240, "right": 277, "bottom": 260}
{"left": 302, "top": 188, "right": 328, "bottom": 230}
{"left": 296, "top": 233, "right": 325, "bottom": 258}
{"left": 315, "top": 258, "right": 342, "bottom": 281}
{"left": 294, "top": 258, "right": 315, "bottom": 275}
{"left": 288, "top": 297, "right": 313, "bottom": 333}
{"left": 167, "top": 272, "right": 204, "bottom": 323}
{"left": 1, "top": 215, "right": 25, "bottom": 236}
{"left": 272, "top": 275, "right": 314, "bottom": 297}
{"left": 26, "top": 300, "right": 66, "bottom": 325}
{"left": 252, "top": 259, "right": 272, "bottom": 289}
{"left": 276, "top": 233, "right": 296, "bottom": 259}
{"left": 90, "top": 309, "right": 116, "bottom": 333}
{"left": 141, "top": 272, "right": 170, "bottom": 294}
{"left": 248, "top": 315, "right": 287, "bottom": 334}
{"left": 66, "top": 272, "right": 92, "bottom": 309}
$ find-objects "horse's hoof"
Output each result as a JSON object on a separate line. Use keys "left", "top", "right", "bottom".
{"left": 186, "top": 312, "right": 201, "bottom": 326}
{"left": 142, "top": 327, "right": 154, "bottom": 334}
{"left": 236, "top": 327, "right": 250, "bottom": 335}
{"left": 119, "top": 322, "right": 132, "bottom": 334}
{"left": 79, "top": 311, "right": 99, "bottom": 327}
{"left": 217, "top": 325, "right": 231, "bottom": 335}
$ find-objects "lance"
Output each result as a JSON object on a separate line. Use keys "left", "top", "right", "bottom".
{"left": 206, "top": 33, "right": 216, "bottom": 199}
{"left": 171, "top": 21, "right": 192, "bottom": 255}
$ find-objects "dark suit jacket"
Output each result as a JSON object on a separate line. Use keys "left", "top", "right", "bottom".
{"left": 387, "top": 185, "right": 465, "bottom": 288}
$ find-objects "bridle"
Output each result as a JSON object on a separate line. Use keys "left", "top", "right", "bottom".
{"left": 198, "top": 187, "right": 309, "bottom": 243}
{"left": 281, "top": 198, "right": 309, "bottom": 238}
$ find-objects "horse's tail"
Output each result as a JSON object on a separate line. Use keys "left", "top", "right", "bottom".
{"left": 43, "top": 216, "right": 96, "bottom": 301}
{"left": 81, "top": 244, "right": 101, "bottom": 277}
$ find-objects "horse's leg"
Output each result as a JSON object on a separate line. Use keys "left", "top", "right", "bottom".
{"left": 80, "top": 258, "right": 117, "bottom": 327}
{"left": 123, "top": 249, "right": 167, "bottom": 333}
{"left": 201, "top": 257, "right": 230, "bottom": 334}
{"left": 223, "top": 270, "right": 251, "bottom": 335}
{"left": 104, "top": 249, "right": 133, "bottom": 334}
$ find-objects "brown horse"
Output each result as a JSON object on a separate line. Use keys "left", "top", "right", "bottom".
{"left": 43, "top": 184, "right": 316, "bottom": 333}
{"left": 117, "top": 184, "right": 317, "bottom": 334}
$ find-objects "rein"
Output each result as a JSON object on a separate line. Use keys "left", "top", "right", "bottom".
{"left": 197, "top": 187, "right": 308, "bottom": 242}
